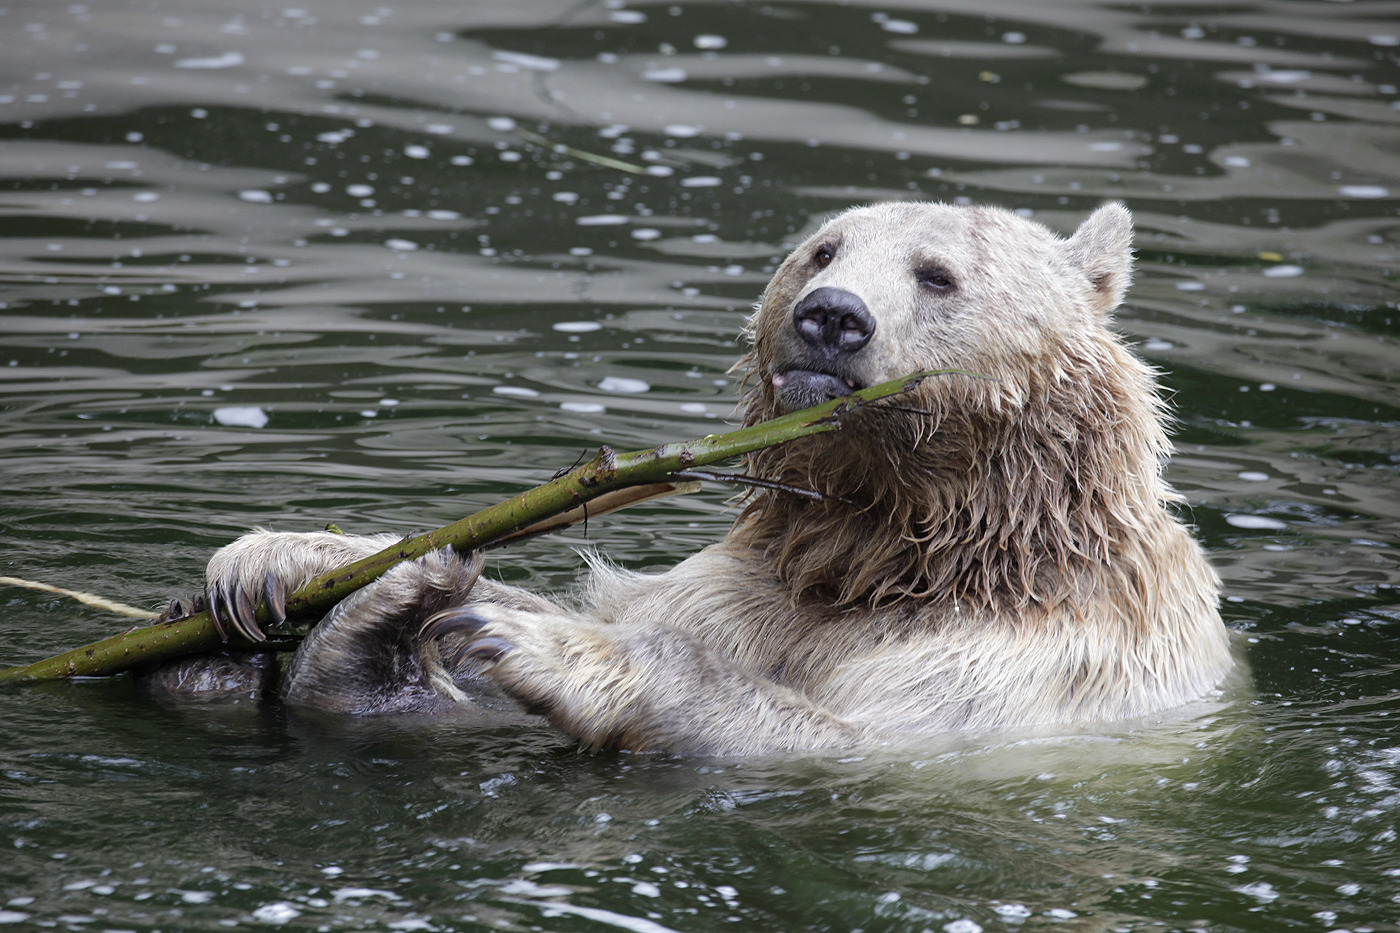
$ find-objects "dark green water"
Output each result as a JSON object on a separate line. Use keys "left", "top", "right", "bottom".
{"left": 2, "top": 1, "right": 1398, "bottom": 930}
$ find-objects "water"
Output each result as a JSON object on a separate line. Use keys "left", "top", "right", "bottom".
{"left": 2, "top": 0, "right": 1398, "bottom": 929}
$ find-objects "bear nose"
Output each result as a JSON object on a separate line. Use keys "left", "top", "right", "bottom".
{"left": 792, "top": 287, "right": 876, "bottom": 355}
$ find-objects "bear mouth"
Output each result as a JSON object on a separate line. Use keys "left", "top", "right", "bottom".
{"left": 770, "top": 368, "right": 862, "bottom": 411}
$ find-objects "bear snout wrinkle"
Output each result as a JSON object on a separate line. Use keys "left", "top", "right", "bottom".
{"left": 793, "top": 287, "right": 876, "bottom": 356}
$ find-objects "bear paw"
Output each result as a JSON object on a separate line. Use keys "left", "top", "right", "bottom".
{"left": 205, "top": 529, "right": 400, "bottom": 642}
{"left": 422, "top": 604, "right": 676, "bottom": 750}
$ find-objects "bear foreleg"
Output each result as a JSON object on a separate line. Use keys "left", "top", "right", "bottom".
{"left": 279, "top": 547, "right": 493, "bottom": 714}
{"left": 423, "top": 604, "right": 862, "bottom": 755}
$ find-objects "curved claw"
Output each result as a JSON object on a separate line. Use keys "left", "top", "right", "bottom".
{"left": 462, "top": 635, "right": 513, "bottom": 663}
{"left": 207, "top": 593, "right": 229, "bottom": 642}
{"left": 230, "top": 582, "right": 266, "bottom": 643}
{"left": 421, "top": 607, "right": 491, "bottom": 642}
{"left": 263, "top": 575, "right": 287, "bottom": 627}
{"left": 423, "top": 608, "right": 514, "bottom": 667}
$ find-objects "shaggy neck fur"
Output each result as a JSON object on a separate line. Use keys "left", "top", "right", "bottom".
{"left": 734, "top": 343, "right": 1176, "bottom": 615}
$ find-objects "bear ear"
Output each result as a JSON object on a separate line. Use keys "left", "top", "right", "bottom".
{"left": 1063, "top": 202, "right": 1134, "bottom": 316}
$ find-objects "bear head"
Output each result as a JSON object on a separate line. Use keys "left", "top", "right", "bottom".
{"left": 735, "top": 202, "right": 1176, "bottom": 610}
{"left": 744, "top": 201, "right": 1136, "bottom": 417}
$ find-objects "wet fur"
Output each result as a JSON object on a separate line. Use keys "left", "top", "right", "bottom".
{"left": 170, "top": 202, "right": 1232, "bottom": 755}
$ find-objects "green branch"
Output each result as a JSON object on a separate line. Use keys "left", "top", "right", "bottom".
{"left": 0, "top": 370, "right": 964, "bottom": 684}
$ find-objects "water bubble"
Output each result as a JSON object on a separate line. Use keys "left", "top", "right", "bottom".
{"left": 1238, "top": 471, "right": 1269, "bottom": 482}
{"left": 251, "top": 902, "right": 301, "bottom": 924}
{"left": 879, "top": 18, "right": 918, "bottom": 35}
{"left": 174, "top": 51, "right": 245, "bottom": 69}
{"left": 1235, "top": 881, "right": 1279, "bottom": 903}
{"left": 553, "top": 321, "right": 602, "bottom": 333}
{"left": 694, "top": 35, "right": 727, "bottom": 50}
{"left": 643, "top": 67, "right": 688, "bottom": 83}
{"left": 1262, "top": 264, "right": 1304, "bottom": 278}
{"left": 1339, "top": 185, "right": 1389, "bottom": 199}
{"left": 1225, "top": 514, "right": 1287, "bottom": 531}
{"left": 598, "top": 376, "right": 650, "bottom": 393}
{"left": 561, "top": 401, "right": 606, "bottom": 413}
{"left": 1259, "top": 69, "right": 1310, "bottom": 84}
{"left": 491, "top": 50, "right": 561, "bottom": 72}
{"left": 404, "top": 144, "right": 430, "bottom": 159}
{"left": 346, "top": 184, "right": 374, "bottom": 197}
{"left": 239, "top": 189, "right": 273, "bottom": 203}
{"left": 493, "top": 385, "right": 540, "bottom": 398}
{"left": 213, "top": 406, "right": 269, "bottom": 429}
{"left": 487, "top": 116, "right": 517, "bottom": 132}
{"left": 384, "top": 239, "right": 418, "bottom": 251}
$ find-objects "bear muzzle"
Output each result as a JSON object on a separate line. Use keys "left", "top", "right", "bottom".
{"left": 770, "top": 287, "right": 875, "bottom": 410}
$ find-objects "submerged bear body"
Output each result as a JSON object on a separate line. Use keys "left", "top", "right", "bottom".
{"left": 175, "top": 202, "right": 1232, "bottom": 754}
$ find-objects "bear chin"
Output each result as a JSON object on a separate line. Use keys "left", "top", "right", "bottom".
{"left": 771, "top": 368, "right": 860, "bottom": 411}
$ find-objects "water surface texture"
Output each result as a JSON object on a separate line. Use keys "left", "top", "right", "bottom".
{"left": 3, "top": 1, "right": 1399, "bottom": 930}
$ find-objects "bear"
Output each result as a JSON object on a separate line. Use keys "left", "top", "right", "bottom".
{"left": 178, "top": 201, "right": 1233, "bottom": 755}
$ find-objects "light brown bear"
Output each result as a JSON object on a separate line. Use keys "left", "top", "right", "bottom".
{"left": 192, "top": 202, "right": 1232, "bottom": 755}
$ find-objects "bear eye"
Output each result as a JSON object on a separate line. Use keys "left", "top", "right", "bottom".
{"left": 813, "top": 246, "right": 835, "bottom": 269}
{"left": 917, "top": 267, "right": 956, "bottom": 291}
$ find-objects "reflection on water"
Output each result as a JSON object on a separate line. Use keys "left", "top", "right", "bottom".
{"left": 2, "top": 1, "right": 1398, "bottom": 930}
